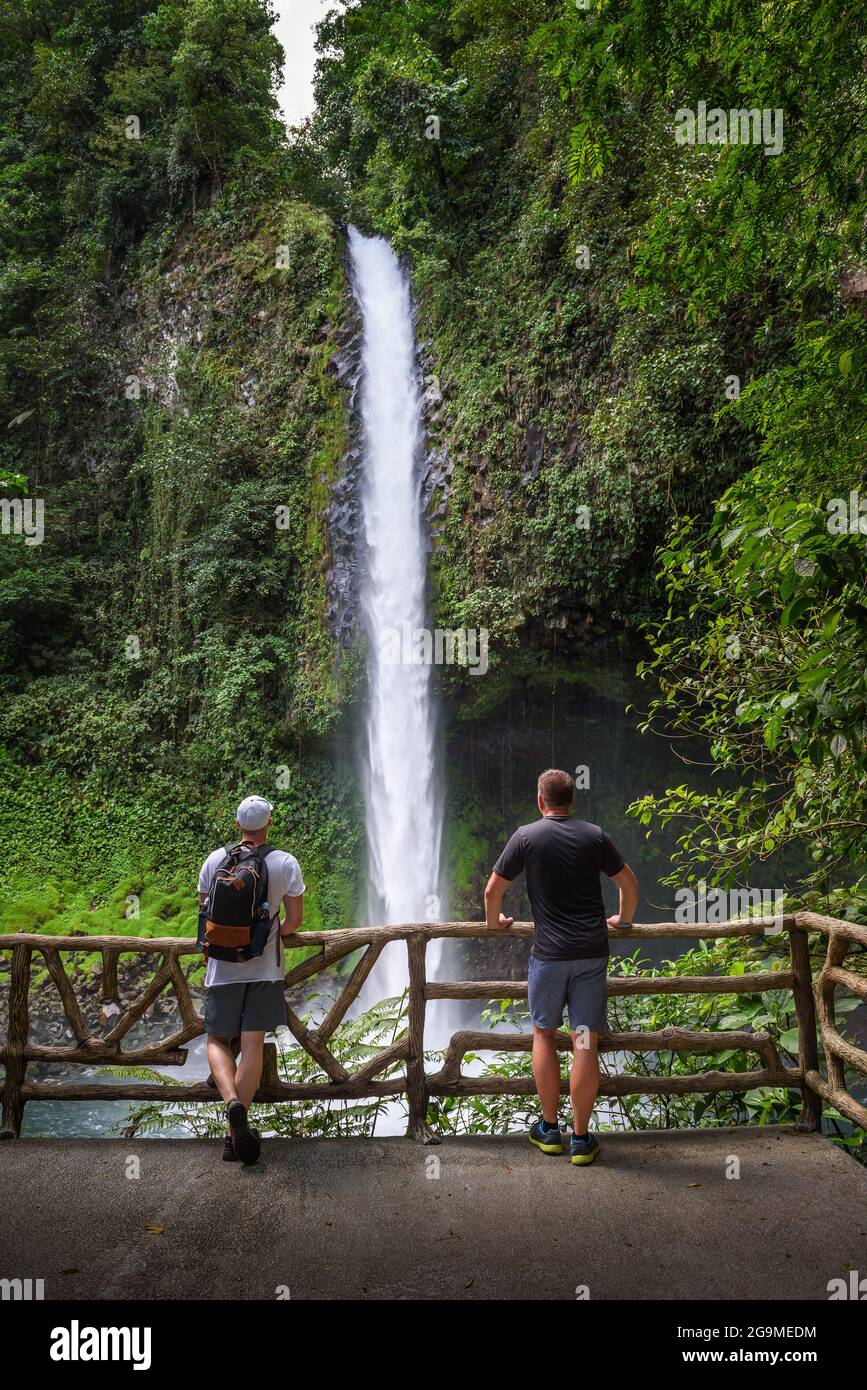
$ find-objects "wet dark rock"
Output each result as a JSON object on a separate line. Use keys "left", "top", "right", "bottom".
{"left": 323, "top": 289, "right": 365, "bottom": 648}
{"left": 564, "top": 424, "right": 582, "bottom": 463}
{"left": 324, "top": 461, "right": 363, "bottom": 648}
{"left": 328, "top": 331, "right": 362, "bottom": 383}
{"left": 521, "top": 422, "right": 545, "bottom": 483}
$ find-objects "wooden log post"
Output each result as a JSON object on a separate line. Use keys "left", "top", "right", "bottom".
{"left": 284, "top": 1004, "right": 349, "bottom": 1083}
{"left": 101, "top": 947, "right": 119, "bottom": 1001}
{"left": 0, "top": 945, "right": 31, "bottom": 1138}
{"left": 41, "top": 947, "right": 92, "bottom": 1046}
{"left": 406, "top": 933, "right": 438, "bottom": 1144}
{"left": 788, "top": 924, "right": 822, "bottom": 1131}
{"left": 317, "top": 941, "right": 383, "bottom": 1041}
{"left": 425, "top": 969, "right": 795, "bottom": 1000}
{"left": 260, "top": 1042, "right": 279, "bottom": 1089}
{"left": 814, "top": 928, "right": 851, "bottom": 1103}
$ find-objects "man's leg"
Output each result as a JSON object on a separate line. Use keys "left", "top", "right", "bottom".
{"left": 234, "top": 1030, "right": 265, "bottom": 1109}
{"left": 207, "top": 1035, "right": 241, "bottom": 1107}
{"left": 212, "top": 1031, "right": 262, "bottom": 1165}
{"left": 204, "top": 987, "right": 261, "bottom": 1163}
{"left": 569, "top": 1027, "right": 599, "bottom": 1136}
{"left": 531, "top": 1026, "right": 562, "bottom": 1124}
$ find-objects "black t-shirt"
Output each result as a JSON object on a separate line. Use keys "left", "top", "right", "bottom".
{"left": 492, "top": 816, "right": 626, "bottom": 960}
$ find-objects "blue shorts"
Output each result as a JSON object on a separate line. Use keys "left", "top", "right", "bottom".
{"left": 527, "top": 952, "right": 608, "bottom": 1032}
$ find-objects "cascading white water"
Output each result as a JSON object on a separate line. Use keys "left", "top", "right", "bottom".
{"left": 348, "top": 227, "right": 444, "bottom": 997}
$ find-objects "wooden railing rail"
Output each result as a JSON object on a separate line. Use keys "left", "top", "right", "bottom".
{"left": 1, "top": 913, "right": 864, "bottom": 1142}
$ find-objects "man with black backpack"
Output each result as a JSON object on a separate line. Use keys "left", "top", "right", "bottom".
{"left": 197, "top": 795, "right": 305, "bottom": 1164}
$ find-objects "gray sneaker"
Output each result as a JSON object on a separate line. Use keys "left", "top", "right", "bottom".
{"left": 569, "top": 1133, "right": 600, "bottom": 1166}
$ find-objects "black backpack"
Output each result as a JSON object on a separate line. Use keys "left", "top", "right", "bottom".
{"left": 198, "top": 842, "right": 279, "bottom": 963}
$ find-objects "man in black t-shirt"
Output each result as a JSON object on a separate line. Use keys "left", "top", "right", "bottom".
{"left": 484, "top": 768, "right": 638, "bottom": 1165}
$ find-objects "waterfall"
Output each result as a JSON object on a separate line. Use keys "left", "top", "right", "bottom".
{"left": 348, "top": 227, "right": 444, "bottom": 998}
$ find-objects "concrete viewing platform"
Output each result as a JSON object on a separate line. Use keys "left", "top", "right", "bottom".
{"left": 2, "top": 1126, "right": 865, "bottom": 1300}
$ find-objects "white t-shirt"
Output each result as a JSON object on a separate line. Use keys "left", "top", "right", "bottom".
{"left": 198, "top": 845, "right": 305, "bottom": 987}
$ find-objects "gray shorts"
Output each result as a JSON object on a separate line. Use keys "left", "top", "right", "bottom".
{"left": 527, "top": 952, "right": 608, "bottom": 1031}
{"left": 204, "top": 981, "right": 286, "bottom": 1037}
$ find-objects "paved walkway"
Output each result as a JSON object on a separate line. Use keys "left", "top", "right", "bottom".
{"left": 2, "top": 1127, "right": 865, "bottom": 1300}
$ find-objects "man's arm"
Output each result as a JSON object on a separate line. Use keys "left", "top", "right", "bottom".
{"left": 607, "top": 864, "right": 638, "bottom": 929}
{"left": 484, "top": 871, "right": 514, "bottom": 930}
{"left": 280, "top": 893, "right": 304, "bottom": 936}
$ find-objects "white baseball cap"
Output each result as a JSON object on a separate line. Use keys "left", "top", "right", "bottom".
{"left": 236, "top": 796, "right": 273, "bottom": 831}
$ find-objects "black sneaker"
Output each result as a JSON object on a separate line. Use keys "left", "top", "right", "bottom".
{"left": 222, "top": 1135, "right": 238, "bottom": 1162}
{"left": 569, "top": 1133, "right": 600, "bottom": 1166}
{"left": 529, "top": 1119, "right": 565, "bottom": 1155}
{"left": 226, "top": 1100, "right": 260, "bottom": 1164}
{"left": 246, "top": 1127, "right": 262, "bottom": 1165}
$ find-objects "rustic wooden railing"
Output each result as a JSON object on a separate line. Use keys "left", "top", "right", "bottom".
{"left": 1, "top": 912, "right": 865, "bottom": 1143}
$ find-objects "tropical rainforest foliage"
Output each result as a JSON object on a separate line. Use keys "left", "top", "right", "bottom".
{"left": 0, "top": 0, "right": 360, "bottom": 925}
{"left": 1, "top": 0, "right": 865, "bottom": 932}
{"left": 313, "top": 0, "right": 867, "bottom": 910}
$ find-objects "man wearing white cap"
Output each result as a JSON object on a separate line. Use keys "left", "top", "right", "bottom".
{"left": 197, "top": 795, "right": 305, "bottom": 1164}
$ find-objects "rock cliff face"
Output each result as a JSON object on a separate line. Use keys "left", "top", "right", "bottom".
{"left": 318, "top": 239, "right": 633, "bottom": 680}
{"left": 323, "top": 275, "right": 363, "bottom": 651}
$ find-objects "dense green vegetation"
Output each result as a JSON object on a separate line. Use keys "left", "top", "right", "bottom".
{"left": 1, "top": 1, "right": 865, "bottom": 929}
{"left": 313, "top": 0, "right": 866, "bottom": 907}
{"left": 0, "top": 1, "right": 361, "bottom": 924}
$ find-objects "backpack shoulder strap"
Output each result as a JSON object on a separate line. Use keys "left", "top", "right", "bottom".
{"left": 202, "top": 847, "right": 229, "bottom": 911}
{"left": 255, "top": 846, "right": 282, "bottom": 963}
{"left": 259, "top": 844, "right": 278, "bottom": 894}
{"left": 257, "top": 843, "right": 279, "bottom": 888}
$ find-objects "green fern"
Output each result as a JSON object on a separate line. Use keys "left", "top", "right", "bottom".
{"left": 97, "top": 1063, "right": 179, "bottom": 1084}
